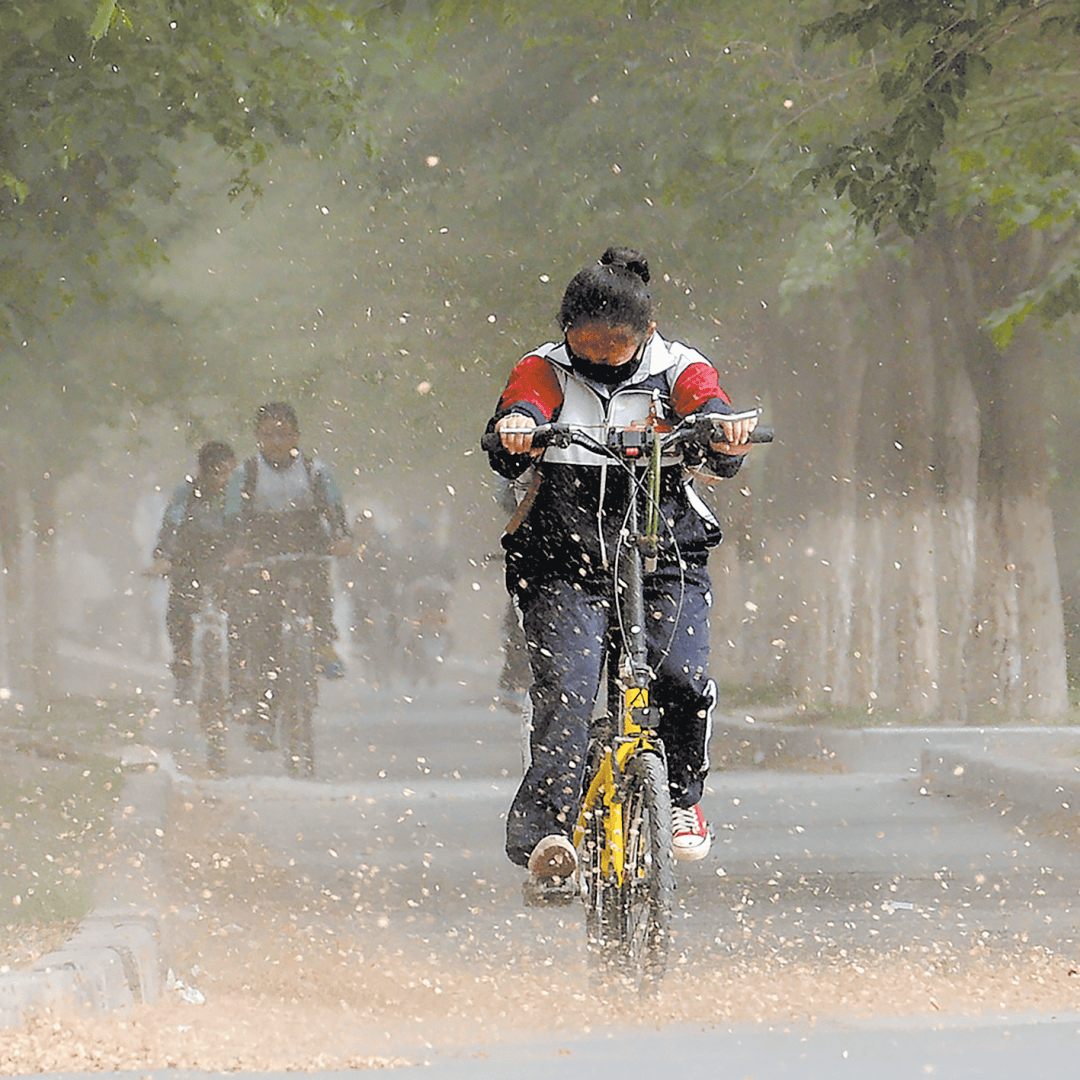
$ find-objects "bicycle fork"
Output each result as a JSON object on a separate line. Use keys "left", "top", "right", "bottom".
{"left": 575, "top": 682, "right": 663, "bottom": 887}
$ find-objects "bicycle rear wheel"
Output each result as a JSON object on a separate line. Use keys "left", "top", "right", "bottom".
{"left": 197, "top": 622, "right": 228, "bottom": 775}
{"left": 280, "top": 620, "right": 317, "bottom": 779}
{"left": 615, "top": 750, "right": 675, "bottom": 990}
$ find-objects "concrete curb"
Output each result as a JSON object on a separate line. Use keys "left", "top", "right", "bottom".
{"left": 711, "top": 717, "right": 1080, "bottom": 824}
{"left": 0, "top": 747, "right": 172, "bottom": 1028}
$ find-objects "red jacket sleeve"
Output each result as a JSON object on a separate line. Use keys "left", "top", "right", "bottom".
{"left": 498, "top": 354, "right": 564, "bottom": 421}
{"left": 670, "top": 360, "right": 732, "bottom": 417}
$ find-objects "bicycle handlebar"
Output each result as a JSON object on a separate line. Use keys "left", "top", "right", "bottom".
{"left": 480, "top": 410, "right": 773, "bottom": 455}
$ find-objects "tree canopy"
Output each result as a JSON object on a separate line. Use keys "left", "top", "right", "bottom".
{"left": 798, "top": 0, "right": 1080, "bottom": 343}
{"left": 0, "top": 1, "right": 372, "bottom": 341}
{"left": 3, "top": 0, "right": 1079, "bottom": 718}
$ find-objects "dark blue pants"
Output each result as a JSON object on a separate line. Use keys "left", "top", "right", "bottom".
{"left": 505, "top": 567, "right": 717, "bottom": 867}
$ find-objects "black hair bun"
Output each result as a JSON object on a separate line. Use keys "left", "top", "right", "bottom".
{"left": 599, "top": 245, "right": 650, "bottom": 285}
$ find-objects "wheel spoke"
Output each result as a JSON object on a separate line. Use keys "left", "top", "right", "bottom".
{"left": 582, "top": 750, "right": 674, "bottom": 992}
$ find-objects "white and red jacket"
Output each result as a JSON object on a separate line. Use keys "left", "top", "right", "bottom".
{"left": 485, "top": 332, "right": 744, "bottom": 590}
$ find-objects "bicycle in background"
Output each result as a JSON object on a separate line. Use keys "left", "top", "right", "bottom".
{"left": 232, "top": 553, "right": 324, "bottom": 779}
{"left": 143, "top": 563, "right": 231, "bottom": 775}
{"left": 189, "top": 589, "right": 230, "bottom": 775}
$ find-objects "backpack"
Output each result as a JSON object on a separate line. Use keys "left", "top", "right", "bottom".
{"left": 240, "top": 453, "right": 330, "bottom": 521}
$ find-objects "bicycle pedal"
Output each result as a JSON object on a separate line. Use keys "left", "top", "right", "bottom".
{"left": 522, "top": 874, "right": 578, "bottom": 908}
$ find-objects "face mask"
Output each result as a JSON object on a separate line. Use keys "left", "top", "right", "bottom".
{"left": 564, "top": 336, "right": 646, "bottom": 385}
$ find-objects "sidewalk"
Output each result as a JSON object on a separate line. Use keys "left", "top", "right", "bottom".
{"left": 0, "top": 745, "right": 171, "bottom": 1027}
{"left": 3, "top": 685, "right": 1080, "bottom": 1027}
{"left": 0, "top": 637, "right": 175, "bottom": 1028}
{"left": 712, "top": 714, "right": 1080, "bottom": 821}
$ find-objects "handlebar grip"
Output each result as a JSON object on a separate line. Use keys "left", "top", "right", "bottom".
{"left": 693, "top": 419, "right": 774, "bottom": 447}
{"left": 481, "top": 423, "right": 570, "bottom": 454}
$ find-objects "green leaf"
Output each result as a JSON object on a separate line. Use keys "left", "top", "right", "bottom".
{"left": 1, "top": 172, "right": 28, "bottom": 203}
{"left": 89, "top": 0, "right": 117, "bottom": 43}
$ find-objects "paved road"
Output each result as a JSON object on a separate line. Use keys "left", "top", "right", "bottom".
{"left": 24, "top": 1014, "right": 1080, "bottom": 1079}
{"left": 162, "top": 670, "right": 1080, "bottom": 957}
{"left": 11, "top": 650, "right": 1080, "bottom": 1075}
{"left": 134, "top": 665, "right": 1080, "bottom": 1072}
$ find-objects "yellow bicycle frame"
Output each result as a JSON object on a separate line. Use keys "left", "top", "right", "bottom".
{"left": 573, "top": 684, "right": 659, "bottom": 886}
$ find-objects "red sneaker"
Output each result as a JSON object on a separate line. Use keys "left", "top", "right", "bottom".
{"left": 672, "top": 804, "right": 711, "bottom": 862}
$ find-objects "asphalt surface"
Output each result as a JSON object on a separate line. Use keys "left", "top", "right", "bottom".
{"left": 5, "top": 645, "right": 1080, "bottom": 1077}
{"left": 8, "top": 1013, "right": 1080, "bottom": 1079}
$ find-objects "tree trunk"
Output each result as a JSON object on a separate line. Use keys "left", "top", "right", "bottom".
{"left": 822, "top": 313, "right": 864, "bottom": 709}
{"left": 0, "top": 463, "right": 25, "bottom": 696}
{"left": 936, "top": 366, "right": 980, "bottom": 723}
{"left": 886, "top": 245, "right": 941, "bottom": 717}
{"left": 961, "top": 315, "right": 1067, "bottom": 718}
{"left": 857, "top": 511, "right": 886, "bottom": 713}
{"left": 29, "top": 470, "right": 59, "bottom": 701}
{"left": 1007, "top": 493, "right": 1067, "bottom": 716}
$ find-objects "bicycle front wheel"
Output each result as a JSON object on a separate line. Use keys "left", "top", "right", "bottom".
{"left": 197, "top": 622, "right": 228, "bottom": 775}
{"left": 616, "top": 750, "right": 675, "bottom": 990}
{"left": 280, "top": 622, "right": 318, "bottom": 779}
{"left": 583, "top": 801, "right": 622, "bottom": 974}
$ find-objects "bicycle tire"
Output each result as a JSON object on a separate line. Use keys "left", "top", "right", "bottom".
{"left": 615, "top": 750, "right": 675, "bottom": 990}
{"left": 582, "top": 801, "right": 622, "bottom": 973}
{"left": 197, "top": 621, "right": 228, "bottom": 775}
{"left": 280, "top": 618, "right": 317, "bottom": 779}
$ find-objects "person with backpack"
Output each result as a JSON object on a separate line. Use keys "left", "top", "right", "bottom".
{"left": 224, "top": 403, "right": 354, "bottom": 733}
{"left": 150, "top": 440, "right": 237, "bottom": 702}
{"left": 483, "top": 245, "right": 757, "bottom": 891}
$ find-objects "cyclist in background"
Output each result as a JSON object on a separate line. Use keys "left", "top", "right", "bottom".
{"left": 484, "top": 245, "right": 756, "bottom": 891}
{"left": 150, "top": 440, "right": 237, "bottom": 702}
{"left": 225, "top": 402, "right": 355, "bottom": 701}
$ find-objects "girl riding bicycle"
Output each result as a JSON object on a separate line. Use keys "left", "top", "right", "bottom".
{"left": 484, "top": 245, "right": 757, "bottom": 891}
